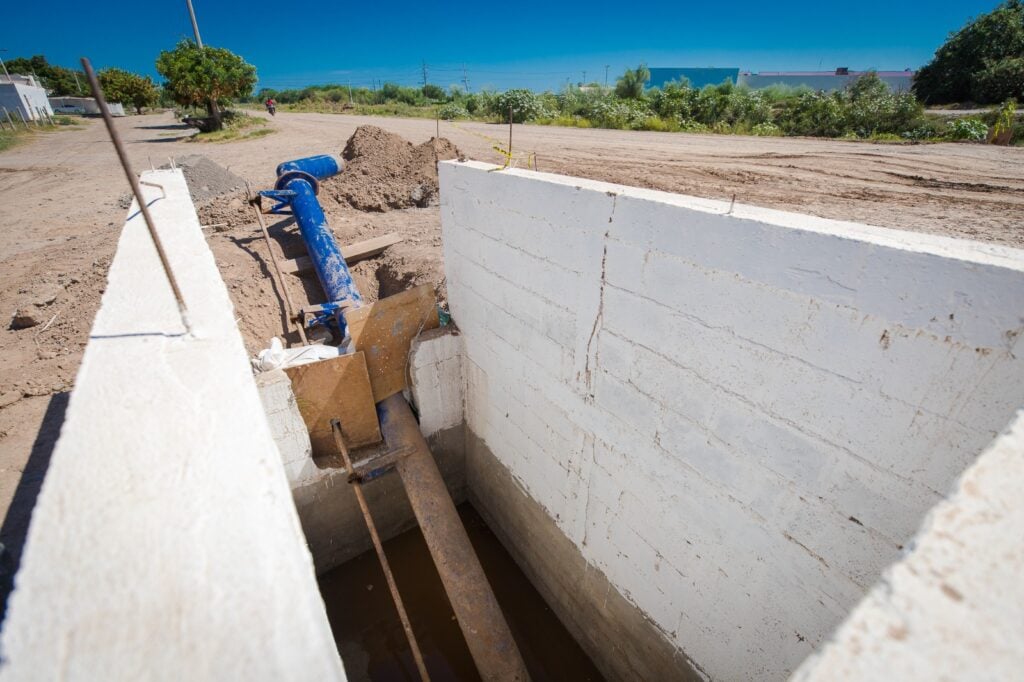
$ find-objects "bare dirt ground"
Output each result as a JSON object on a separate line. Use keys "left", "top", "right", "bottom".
{"left": 0, "top": 110, "right": 1021, "bottom": 605}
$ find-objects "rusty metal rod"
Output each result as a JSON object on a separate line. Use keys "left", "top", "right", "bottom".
{"left": 247, "top": 186, "right": 308, "bottom": 345}
{"left": 331, "top": 420, "right": 431, "bottom": 682}
{"left": 378, "top": 394, "right": 530, "bottom": 681}
{"left": 81, "top": 58, "right": 192, "bottom": 334}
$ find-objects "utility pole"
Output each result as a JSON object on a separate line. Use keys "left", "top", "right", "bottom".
{"left": 604, "top": 65, "right": 610, "bottom": 86}
{"left": 185, "top": 0, "right": 204, "bottom": 48}
{"left": 421, "top": 60, "right": 428, "bottom": 87}
{"left": 348, "top": 79, "right": 353, "bottom": 104}
{"left": 73, "top": 71, "right": 83, "bottom": 95}
{"left": 462, "top": 63, "right": 470, "bottom": 93}
{"left": 582, "top": 70, "right": 587, "bottom": 84}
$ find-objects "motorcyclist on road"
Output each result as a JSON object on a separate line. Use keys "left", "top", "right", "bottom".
{"left": 265, "top": 98, "right": 276, "bottom": 116}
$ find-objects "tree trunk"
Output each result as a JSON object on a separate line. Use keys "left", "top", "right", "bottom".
{"left": 206, "top": 99, "right": 222, "bottom": 130}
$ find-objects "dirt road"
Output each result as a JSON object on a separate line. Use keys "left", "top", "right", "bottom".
{"left": 0, "top": 111, "right": 1021, "bottom": 604}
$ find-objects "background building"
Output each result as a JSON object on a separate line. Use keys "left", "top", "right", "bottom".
{"left": 647, "top": 67, "right": 740, "bottom": 89}
{"left": 647, "top": 66, "right": 915, "bottom": 92}
{"left": 0, "top": 74, "right": 54, "bottom": 122}
{"left": 737, "top": 68, "right": 914, "bottom": 92}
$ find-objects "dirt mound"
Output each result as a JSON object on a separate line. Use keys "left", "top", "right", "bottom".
{"left": 322, "top": 126, "right": 461, "bottom": 212}
{"left": 161, "top": 155, "right": 245, "bottom": 204}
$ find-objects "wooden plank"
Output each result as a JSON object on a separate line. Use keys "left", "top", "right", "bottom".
{"left": 284, "top": 352, "right": 382, "bottom": 457}
{"left": 281, "top": 233, "right": 403, "bottom": 275}
{"left": 345, "top": 284, "right": 440, "bottom": 402}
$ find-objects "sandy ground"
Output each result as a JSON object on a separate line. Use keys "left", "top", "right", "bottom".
{"left": 0, "top": 110, "right": 1021, "bottom": 611}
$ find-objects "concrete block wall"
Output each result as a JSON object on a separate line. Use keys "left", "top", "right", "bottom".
{"left": 792, "top": 409, "right": 1024, "bottom": 681}
{"left": 0, "top": 171, "right": 345, "bottom": 681}
{"left": 439, "top": 160, "right": 1024, "bottom": 680}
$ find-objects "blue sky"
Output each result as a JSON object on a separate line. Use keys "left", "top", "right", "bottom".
{"left": 1, "top": 0, "right": 1001, "bottom": 91}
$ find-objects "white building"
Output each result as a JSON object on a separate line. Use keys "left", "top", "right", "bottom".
{"left": 0, "top": 74, "right": 53, "bottom": 122}
{"left": 737, "top": 68, "right": 915, "bottom": 92}
{"left": 49, "top": 96, "right": 126, "bottom": 117}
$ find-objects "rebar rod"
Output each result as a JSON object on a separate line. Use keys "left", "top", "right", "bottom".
{"left": 81, "top": 58, "right": 191, "bottom": 334}
{"left": 247, "top": 186, "right": 308, "bottom": 345}
{"left": 331, "top": 420, "right": 431, "bottom": 682}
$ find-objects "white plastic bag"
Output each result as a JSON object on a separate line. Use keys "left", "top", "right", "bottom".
{"left": 252, "top": 337, "right": 340, "bottom": 372}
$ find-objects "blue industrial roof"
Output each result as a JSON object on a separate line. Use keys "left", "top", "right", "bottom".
{"left": 647, "top": 67, "right": 740, "bottom": 89}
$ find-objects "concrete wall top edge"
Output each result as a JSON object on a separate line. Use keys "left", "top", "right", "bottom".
{"left": 0, "top": 170, "right": 346, "bottom": 681}
{"left": 442, "top": 160, "right": 1024, "bottom": 271}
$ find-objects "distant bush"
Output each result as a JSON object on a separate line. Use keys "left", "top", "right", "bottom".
{"left": 751, "top": 122, "right": 783, "bottom": 136}
{"left": 947, "top": 118, "right": 989, "bottom": 140}
{"left": 437, "top": 103, "right": 469, "bottom": 120}
{"left": 490, "top": 89, "right": 548, "bottom": 122}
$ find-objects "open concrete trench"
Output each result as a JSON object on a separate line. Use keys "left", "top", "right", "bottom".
{"left": 4, "top": 125, "right": 1019, "bottom": 682}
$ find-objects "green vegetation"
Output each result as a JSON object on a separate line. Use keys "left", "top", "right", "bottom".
{"left": 190, "top": 111, "right": 271, "bottom": 142}
{"left": 914, "top": 0, "right": 1024, "bottom": 104}
{"left": 0, "top": 116, "right": 81, "bottom": 153}
{"left": 615, "top": 64, "right": 650, "bottom": 99}
{"left": 98, "top": 68, "right": 159, "bottom": 114}
{"left": 2, "top": 55, "right": 86, "bottom": 95}
{"left": 255, "top": 69, "right": 1024, "bottom": 143}
{"left": 156, "top": 40, "right": 257, "bottom": 130}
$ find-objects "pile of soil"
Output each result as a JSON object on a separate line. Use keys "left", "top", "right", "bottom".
{"left": 194, "top": 127, "right": 460, "bottom": 354}
{"left": 321, "top": 126, "right": 461, "bottom": 212}
{"left": 162, "top": 155, "right": 246, "bottom": 203}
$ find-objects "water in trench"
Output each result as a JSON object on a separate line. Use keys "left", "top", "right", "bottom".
{"left": 318, "top": 503, "right": 605, "bottom": 681}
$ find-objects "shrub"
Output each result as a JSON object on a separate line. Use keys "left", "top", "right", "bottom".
{"left": 615, "top": 64, "right": 650, "bottom": 99}
{"left": 437, "top": 103, "right": 468, "bottom": 120}
{"left": 947, "top": 118, "right": 989, "bottom": 141}
{"left": 490, "top": 89, "right": 548, "bottom": 122}
{"left": 901, "top": 117, "right": 946, "bottom": 140}
{"left": 751, "top": 122, "right": 783, "bottom": 136}
{"left": 678, "top": 119, "right": 709, "bottom": 133}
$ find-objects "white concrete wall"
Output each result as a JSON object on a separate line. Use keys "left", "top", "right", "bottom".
{"left": 793, "top": 409, "right": 1024, "bottom": 681}
{"left": 0, "top": 83, "right": 53, "bottom": 121}
{"left": 439, "top": 160, "right": 1024, "bottom": 681}
{"left": 0, "top": 170, "right": 345, "bottom": 681}
{"left": 409, "top": 327, "right": 465, "bottom": 436}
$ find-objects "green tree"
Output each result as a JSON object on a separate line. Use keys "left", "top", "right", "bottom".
{"left": 615, "top": 64, "right": 651, "bottom": 99}
{"left": 914, "top": 0, "right": 1024, "bottom": 104}
{"left": 422, "top": 83, "right": 445, "bottom": 100}
{"left": 972, "top": 56, "right": 1024, "bottom": 102}
{"left": 98, "top": 68, "right": 159, "bottom": 114}
{"left": 3, "top": 55, "right": 84, "bottom": 95}
{"left": 155, "top": 40, "right": 257, "bottom": 129}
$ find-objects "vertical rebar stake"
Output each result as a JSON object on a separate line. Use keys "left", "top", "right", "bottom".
{"left": 331, "top": 421, "right": 431, "bottom": 681}
{"left": 81, "top": 57, "right": 192, "bottom": 334}
{"left": 508, "top": 105, "right": 513, "bottom": 167}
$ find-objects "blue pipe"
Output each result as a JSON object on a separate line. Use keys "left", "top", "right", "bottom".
{"left": 276, "top": 154, "right": 343, "bottom": 181}
{"left": 261, "top": 154, "right": 361, "bottom": 336}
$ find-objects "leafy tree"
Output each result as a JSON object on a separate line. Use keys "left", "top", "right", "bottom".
{"left": 422, "top": 83, "right": 445, "bottom": 100}
{"left": 914, "top": 0, "right": 1024, "bottom": 103}
{"left": 3, "top": 55, "right": 84, "bottom": 95}
{"left": 98, "top": 68, "right": 159, "bottom": 114}
{"left": 155, "top": 40, "right": 257, "bottom": 129}
{"left": 972, "top": 56, "right": 1024, "bottom": 101}
{"left": 615, "top": 64, "right": 650, "bottom": 99}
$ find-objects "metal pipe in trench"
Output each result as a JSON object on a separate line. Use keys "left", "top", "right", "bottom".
{"left": 264, "top": 155, "right": 529, "bottom": 680}
{"left": 379, "top": 394, "right": 529, "bottom": 681}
